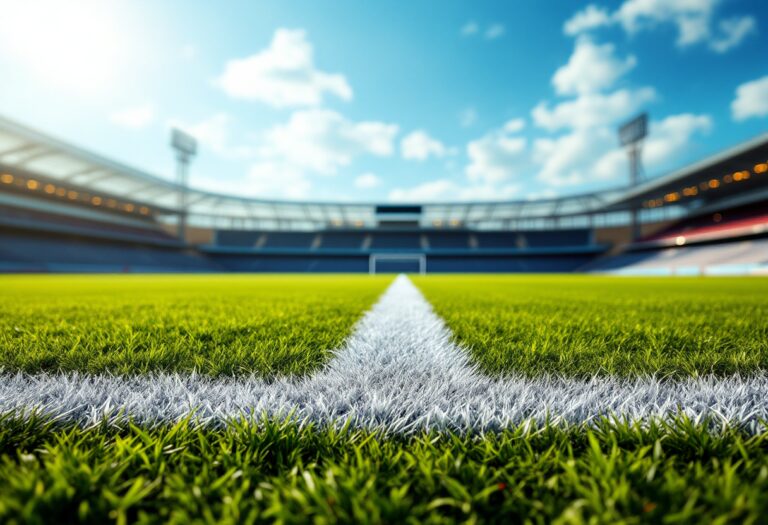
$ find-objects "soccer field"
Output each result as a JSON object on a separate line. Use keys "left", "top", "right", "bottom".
{"left": 1, "top": 274, "right": 768, "bottom": 523}
{"left": 414, "top": 275, "right": 768, "bottom": 378}
{"left": 0, "top": 275, "right": 390, "bottom": 376}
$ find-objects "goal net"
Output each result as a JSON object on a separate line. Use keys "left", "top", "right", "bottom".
{"left": 369, "top": 254, "right": 426, "bottom": 275}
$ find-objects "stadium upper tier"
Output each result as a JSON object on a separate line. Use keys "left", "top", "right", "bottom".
{"left": 0, "top": 114, "right": 767, "bottom": 231}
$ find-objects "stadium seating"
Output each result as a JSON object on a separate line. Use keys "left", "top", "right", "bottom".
{"left": 213, "top": 254, "right": 369, "bottom": 273}
{"left": 197, "top": 226, "right": 607, "bottom": 273}
{"left": 215, "top": 230, "right": 262, "bottom": 248}
{"left": 369, "top": 232, "right": 423, "bottom": 250}
{"left": 427, "top": 255, "right": 595, "bottom": 273}
{"left": 426, "top": 231, "right": 470, "bottom": 250}
{"left": 319, "top": 231, "right": 367, "bottom": 249}
{"left": 0, "top": 204, "right": 177, "bottom": 245}
{"left": 263, "top": 232, "right": 317, "bottom": 249}
{"left": 642, "top": 202, "right": 768, "bottom": 244}
{"left": 0, "top": 230, "right": 215, "bottom": 272}
{"left": 590, "top": 238, "right": 768, "bottom": 275}
{"left": 475, "top": 229, "right": 592, "bottom": 249}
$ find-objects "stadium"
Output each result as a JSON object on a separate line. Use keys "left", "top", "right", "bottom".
{"left": 1, "top": 114, "right": 767, "bottom": 276}
{"left": 2, "top": 1, "right": 768, "bottom": 523}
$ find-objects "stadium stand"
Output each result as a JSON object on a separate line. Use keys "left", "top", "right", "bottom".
{"left": 319, "top": 231, "right": 367, "bottom": 249}
{"left": 638, "top": 201, "right": 768, "bottom": 246}
{"left": 263, "top": 232, "right": 318, "bottom": 249}
{"left": 0, "top": 230, "right": 213, "bottom": 272}
{"left": 215, "top": 230, "right": 263, "bottom": 248}
{"left": 0, "top": 204, "right": 177, "bottom": 245}
{"left": 212, "top": 254, "right": 369, "bottom": 273}
{"left": 589, "top": 238, "right": 768, "bottom": 275}
{"left": 0, "top": 114, "right": 766, "bottom": 274}
{"left": 369, "top": 231, "right": 423, "bottom": 251}
{"left": 426, "top": 231, "right": 470, "bottom": 250}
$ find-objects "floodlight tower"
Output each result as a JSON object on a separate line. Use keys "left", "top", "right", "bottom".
{"left": 618, "top": 113, "right": 648, "bottom": 241}
{"left": 170, "top": 128, "right": 197, "bottom": 243}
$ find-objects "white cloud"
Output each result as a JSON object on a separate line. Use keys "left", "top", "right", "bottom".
{"left": 389, "top": 179, "right": 457, "bottom": 202}
{"left": 401, "top": 130, "right": 449, "bottom": 161}
{"left": 732, "top": 75, "right": 768, "bottom": 121}
{"left": 173, "top": 110, "right": 397, "bottom": 198}
{"left": 216, "top": 28, "right": 352, "bottom": 108}
{"left": 110, "top": 104, "right": 155, "bottom": 129}
{"left": 534, "top": 113, "right": 711, "bottom": 187}
{"left": 461, "top": 21, "right": 479, "bottom": 36}
{"left": 460, "top": 183, "right": 519, "bottom": 200}
{"left": 532, "top": 87, "right": 656, "bottom": 131}
{"left": 459, "top": 107, "right": 478, "bottom": 127}
{"left": 388, "top": 179, "right": 519, "bottom": 202}
{"left": 711, "top": 16, "right": 757, "bottom": 53}
{"left": 258, "top": 109, "right": 398, "bottom": 175}
{"left": 465, "top": 118, "right": 527, "bottom": 184}
{"left": 531, "top": 29, "right": 659, "bottom": 187}
{"left": 485, "top": 24, "right": 505, "bottom": 40}
{"left": 534, "top": 128, "right": 615, "bottom": 186}
{"left": 170, "top": 113, "right": 253, "bottom": 159}
{"left": 642, "top": 113, "right": 712, "bottom": 165}
{"left": 564, "top": 5, "right": 612, "bottom": 35}
{"left": 553, "top": 37, "right": 636, "bottom": 95}
{"left": 247, "top": 162, "right": 312, "bottom": 199}
{"left": 461, "top": 22, "right": 505, "bottom": 40}
{"left": 563, "top": 0, "right": 756, "bottom": 52}
{"left": 354, "top": 172, "right": 381, "bottom": 189}
{"left": 614, "top": 0, "right": 717, "bottom": 45}
{"left": 503, "top": 118, "right": 525, "bottom": 133}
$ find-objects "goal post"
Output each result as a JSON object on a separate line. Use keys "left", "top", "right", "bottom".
{"left": 369, "top": 253, "right": 426, "bottom": 275}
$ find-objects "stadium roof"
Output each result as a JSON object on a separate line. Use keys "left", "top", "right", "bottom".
{"left": 0, "top": 115, "right": 622, "bottom": 228}
{"left": 1, "top": 114, "right": 766, "bottom": 229}
{"left": 604, "top": 131, "right": 768, "bottom": 211}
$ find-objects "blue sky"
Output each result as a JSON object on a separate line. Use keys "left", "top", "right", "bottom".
{"left": 0, "top": 0, "right": 766, "bottom": 202}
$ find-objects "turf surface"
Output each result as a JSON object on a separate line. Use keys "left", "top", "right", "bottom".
{"left": 1, "top": 415, "right": 767, "bottom": 524}
{"left": 414, "top": 275, "right": 768, "bottom": 378}
{"left": 0, "top": 275, "right": 391, "bottom": 377}
{"left": 3, "top": 273, "right": 768, "bottom": 523}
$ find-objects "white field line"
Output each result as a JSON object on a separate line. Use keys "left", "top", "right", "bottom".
{"left": 1, "top": 274, "right": 768, "bottom": 433}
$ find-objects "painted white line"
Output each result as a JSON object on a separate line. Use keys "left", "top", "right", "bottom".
{"left": 1, "top": 275, "right": 767, "bottom": 432}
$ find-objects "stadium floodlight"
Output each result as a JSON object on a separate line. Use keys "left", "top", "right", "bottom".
{"left": 618, "top": 113, "right": 647, "bottom": 147}
{"left": 619, "top": 113, "right": 647, "bottom": 241}
{"left": 170, "top": 128, "right": 197, "bottom": 243}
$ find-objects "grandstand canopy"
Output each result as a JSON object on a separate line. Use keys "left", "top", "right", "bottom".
{"left": 605, "top": 132, "right": 768, "bottom": 212}
{"left": 0, "top": 115, "right": 622, "bottom": 229}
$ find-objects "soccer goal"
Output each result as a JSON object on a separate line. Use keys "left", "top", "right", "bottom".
{"left": 369, "top": 254, "right": 426, "bottom": 275}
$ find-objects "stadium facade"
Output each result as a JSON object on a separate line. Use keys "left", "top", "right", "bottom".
{"left": 0, "top": 114, "right": 766, "bottom": 275}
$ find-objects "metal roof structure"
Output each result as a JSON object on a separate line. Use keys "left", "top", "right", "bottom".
{"left": 1, "top": 114, "right": 766, "bottom": 230}
{"left": 604, "top": 132, "right": 768, "bottom": 211}
{"left": 0, "top": 115, "right": 620, "bottom": 230}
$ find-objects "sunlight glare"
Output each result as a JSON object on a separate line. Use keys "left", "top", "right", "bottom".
{"left": 0, "top": 0, "right": 133, "bottom": 93}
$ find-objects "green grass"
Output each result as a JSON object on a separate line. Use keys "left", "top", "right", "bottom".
{"left": 0, "top": 275, "right": 391, "bottom": 377}
{"left": 1, "top": 415, "right": 767, "bottom": 524}
{"left": 4, "top": 273, "right": 768, "bottom": 522}
{"left": 414, "top": 275, "right": 768, "bottom": 378}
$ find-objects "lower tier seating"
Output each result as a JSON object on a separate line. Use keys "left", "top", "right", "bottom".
{"left": 0, "top": 230, "right": 215, "bottom": 272}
